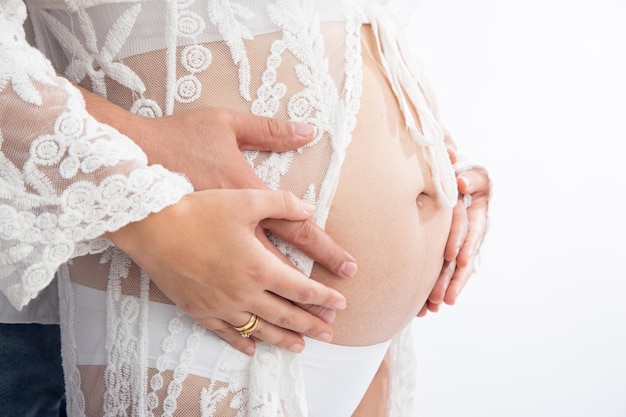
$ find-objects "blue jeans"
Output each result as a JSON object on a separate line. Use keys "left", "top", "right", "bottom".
{"left": 0, "top": 323, "right": 66, "bottom": 417}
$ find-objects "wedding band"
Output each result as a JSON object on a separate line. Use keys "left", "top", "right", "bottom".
{"left": 233, "top": 313, "right": 259, "bottom": 338}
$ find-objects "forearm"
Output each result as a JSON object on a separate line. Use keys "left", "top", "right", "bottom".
{"left": 77, "top": 83, "right": 151, "bottom": 153}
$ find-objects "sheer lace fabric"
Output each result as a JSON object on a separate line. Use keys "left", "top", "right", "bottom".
{"left": 1, "top": 1, "right": 455, "bottom": 416}
{"left": 0, "top": 0, "right": 193, "bottom": 311}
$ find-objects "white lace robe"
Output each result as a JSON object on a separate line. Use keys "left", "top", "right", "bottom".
{"left": 0, "top": 0, "right": 456, "bottom": 415}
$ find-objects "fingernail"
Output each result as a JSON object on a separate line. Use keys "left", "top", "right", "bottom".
{"left": 459, "top": 175, "right": 470, "bottom": 189}
{"left": 339, "top": 261, "right": 357, "bottom": 278}
{"left": 318, "top": 308, "right": 336, "bottom": 324}
{"left": 301, "top": 200, "right": 316, "bottom": 215}
{"left": 333, "top": 299, "right": 347, "bottom": 310}
{"left": 446, "top": 145, "right": 458, "bottom": 163}
{"left": 316, "top": 332, "right": 332, "bottom": 343}
{"left": 292, "top": 123, "right": 314, "bottom": 140}
{"left": 245, "top": 345, "right": 256, "bottom": 356}
{"left": 289, "top": 343, "right": 304, "bottom": 353}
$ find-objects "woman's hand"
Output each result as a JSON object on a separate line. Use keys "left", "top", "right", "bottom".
{"left": 107, "top": 189, "right": 347, "bottom": 356}
{"left": 418, "top": 130, "right": 491, "bottom": 317}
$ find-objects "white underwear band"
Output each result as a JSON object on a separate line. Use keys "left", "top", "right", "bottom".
{"left": 72, "top": 283, "right": 390, "bottom": 416}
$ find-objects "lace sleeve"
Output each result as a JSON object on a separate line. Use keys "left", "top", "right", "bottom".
{"left": 0, "top": 1, "right": 193, "bottom": 310}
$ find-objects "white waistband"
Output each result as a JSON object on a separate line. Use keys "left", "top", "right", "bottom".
{"left": 72, "top": 283, "right": 390, "bottom": 416}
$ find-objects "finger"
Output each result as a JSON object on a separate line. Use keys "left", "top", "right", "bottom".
{"left": 217, "top": 263, "right": 334, "bottom": 350}
{"left": 456, "top": 166, "right": 491, "bottom": 196}
{"left": 427, "top": 300, "right": 441, "bottom": 313}
{"left": 260, "top": 255, "right": 347, "bottom": 311}
{"left": 247, "top": 228, "right": 346, "bottom": 314}
{"left": 262, "top": 218, "right": 358, "bottom": 279}
{"left": 444, "top": 199, "right": 469, "bottom": 261}
{"left": 442, "top": 128, "right": 458, "bottom": 152}
{"left": 241, "top": 189, "right": 317, "bottom": 223}
{"left": 246, "top": 318, "right": 308, "bottom": 353}
{"left": 301, "top": 304, "right": 337, "bottom": 325}
{"left": 225, "top": 312, "right": 309, "bottom": 354}
{"left": 251, "top": 293, "right": 335, "bottom": 343}
{"left": 443, "top": 261, "right": 475, "bottom": 305}
{"left": 228, "top": 110, "right": 315, "bottom": 151}
{"left": 238, "top": 235, "right": 339, "bottom": 340}
{"left": 443, "top": 128, "right": 458, "bottom": 164}
{"left": 416, "top": 304, "right": 429, "bottom": 318}
{"left": 428, "top": 260, "right": 456, "bottom": 305}
{"left": 255, "top": 226, "right": 341, "bottom": 325}
{"left": 446, "top": 145, "right": 458, "bottom": 165}
{"left": 457, "top": 202, "right": 488, "bottom": 267}
{"left": 196, "top": 317, "right": 258, "bottom": 356}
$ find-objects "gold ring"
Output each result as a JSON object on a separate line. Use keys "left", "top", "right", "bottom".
{"left": 233, "top": 313, "right": 259, "bottom": 338}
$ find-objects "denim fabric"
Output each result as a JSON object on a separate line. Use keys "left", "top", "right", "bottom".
{"left": 0, "top": 324, "right": 66, "bottom": 417}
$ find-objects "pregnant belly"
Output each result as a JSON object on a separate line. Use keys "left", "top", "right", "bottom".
{"left": 308, "top": 28, "right": 453, "bottom": 346}
{"left": 94, "top": 23, "right": 453, "bottom": 347}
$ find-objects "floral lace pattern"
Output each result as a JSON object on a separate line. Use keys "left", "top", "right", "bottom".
{"left": 200, "top": 341, "right": 306, "bottom": 417}
{"left": 40, "top": 4, "right": 146, "bottom": 98}
{"left": 0, "top": 7, "right": 192, "bottom": 309}
{"left": 208, "top": 0, "right": 253, "bottom": 101}
{"left": 1, "top": 0, "right": 444, "bottom": 415}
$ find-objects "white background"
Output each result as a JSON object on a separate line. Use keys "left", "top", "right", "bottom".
{"left": 406, "top": 1, "right": 626, "bottom": 416}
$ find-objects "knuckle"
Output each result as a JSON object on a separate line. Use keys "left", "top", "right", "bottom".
{"left": 211, "top": 326, "right": 230, "bottom": 338}
{"left": 183, "top": 304, "right": 207, "bottom": 323}
{"left": 240, "top": 188, "right": 256, "bottom": 205}
{"left": 242, "top": 261, "right": 266, "bottom": 286}
{"left": 214, "top": 108, "right": 233, "bottom": 123}
{"left": 264, "top": 117, "right": 287, "bottom": 139}
{"left": 275, "top": 312, "right": 297, "bottom": 329}
{"left": 252, "top": 324, "right": 297, "bottom": 351}
{"left": 291, "top": 219, "right": 316, "bottom": 245}
{"left": 295, "top": 286, "right": 315, "bottom": 304}
{"left": 224, "top": 288, "right": 246, "bottom": 305}
{"left": 208, "top": 108, "right": 233, "bottom": 128}
{"left": 240, "top": 189, "right": 264, "bottom": 215}
{"left": 277, "top": 190, "right": 296, "bottom": 213}
{"left": 207, "top": 320, "right": 236, "bottom": 338}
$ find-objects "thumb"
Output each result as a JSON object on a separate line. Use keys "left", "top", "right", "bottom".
{"left": 446, "top": 144, "right": 458, "bottom": 164}
{"left": 230, "top": 111, "right": 315, "bottom": 151}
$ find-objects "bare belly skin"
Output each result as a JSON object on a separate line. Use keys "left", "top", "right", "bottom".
{"left": 309, "top": 27, "right": 453, "bottom": 346}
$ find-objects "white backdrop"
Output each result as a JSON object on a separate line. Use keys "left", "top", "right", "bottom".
{"left": 406, "top": 1, "right": 626, "bottom": 416}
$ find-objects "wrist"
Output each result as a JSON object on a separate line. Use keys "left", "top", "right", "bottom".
{"left": 105, "top": 196, "right": 187, "bottom": 258}
{"left": 78, "top": 84, "right": 150, "bottom": 148}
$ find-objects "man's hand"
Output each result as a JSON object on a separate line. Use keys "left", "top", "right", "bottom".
{"left": 418, "top": 130, "right": 491, "bottom": 317}
{"left": 83, "top": 90, "right": 357, "bottom": 354}
{"left": 136, "top": 108, "right": 313, "bottom": 190}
